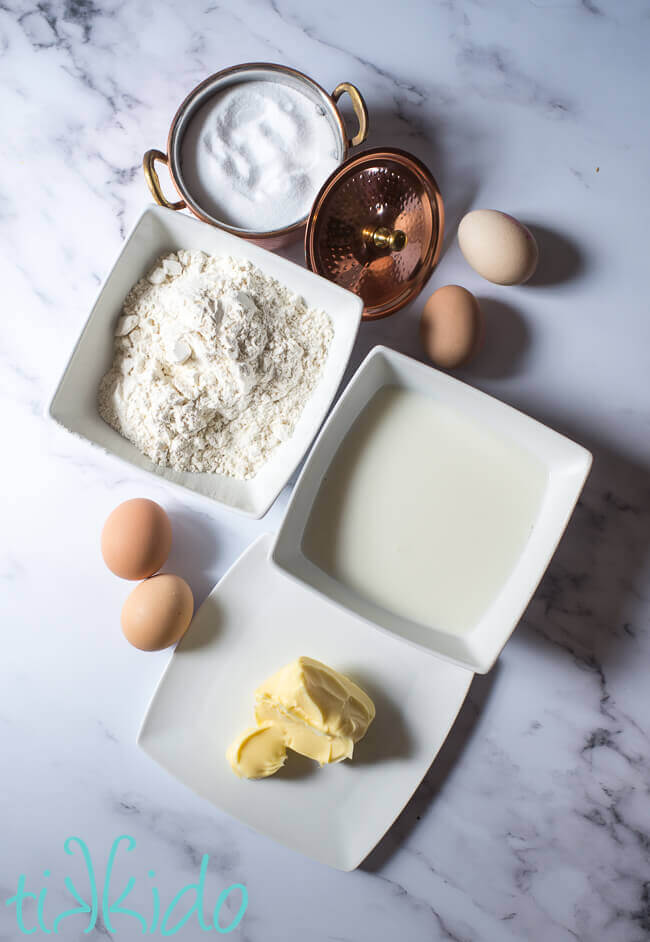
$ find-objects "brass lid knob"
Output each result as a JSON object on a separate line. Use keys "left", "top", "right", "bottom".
{"left": 362, "top": 226, "right": 407, "bottom": 252}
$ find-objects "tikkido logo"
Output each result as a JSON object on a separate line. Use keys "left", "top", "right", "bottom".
{"left": 4, "top": 835, "right": 248, "bottom": 936}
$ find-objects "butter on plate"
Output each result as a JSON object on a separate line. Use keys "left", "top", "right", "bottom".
{"left": 227, "top": 657, "right": 376, "bottom": 779}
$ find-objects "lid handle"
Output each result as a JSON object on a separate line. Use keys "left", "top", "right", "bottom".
{"left": 362, "top": 226, "right": 407, "bottom": 252}
{"left": 332, "top": 83, "right": 369, "bottom": 148}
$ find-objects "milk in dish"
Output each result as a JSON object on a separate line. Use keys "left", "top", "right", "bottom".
{"left": 180, "top": 80, "right": 340, "bottom": 231}
{"left": 303, "top": 386, "right": 548, "bottom": 636}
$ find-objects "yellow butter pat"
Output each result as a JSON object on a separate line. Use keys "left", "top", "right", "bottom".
{"left": 226, "top": 722, "right": 287, "bottom": 779}
{"left": 226, "top": 657, "right": 375, "bottom": 779}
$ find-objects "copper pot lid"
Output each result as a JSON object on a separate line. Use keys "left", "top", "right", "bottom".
{"left": 305, "top": 147, "right": 444, "bottom": 320}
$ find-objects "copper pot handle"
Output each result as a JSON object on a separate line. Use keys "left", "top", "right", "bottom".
{"left": 332, "top": 83, "right": 369, "bottom": 148}
{"left": 143, "top": 149, "right": 186, "bottom": 211}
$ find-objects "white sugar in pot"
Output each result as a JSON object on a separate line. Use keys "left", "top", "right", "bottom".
{"left": 143, "top": 62, "right": 368, "bottom": 249}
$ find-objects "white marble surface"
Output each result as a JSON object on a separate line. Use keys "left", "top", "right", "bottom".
{"left": 1, "top": 0, "right": 649, "bottom": 939}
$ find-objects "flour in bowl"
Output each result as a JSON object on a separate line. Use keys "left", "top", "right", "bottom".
{"left": 98, "top": 250, "right": 333, "bottom": 479}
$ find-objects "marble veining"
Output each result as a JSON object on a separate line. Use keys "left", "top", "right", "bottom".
{"left": 1, "top": 0, "right": 649, "bottom": 940}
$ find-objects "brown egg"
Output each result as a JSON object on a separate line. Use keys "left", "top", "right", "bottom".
{"left": 420, "top": 285, "right": 484, "bottom": 369}
{"left": 121, "top": 574, "right": 194, "bottom": 651}
{"left": 101, "top": 498, "right": 172, "bottom": 580}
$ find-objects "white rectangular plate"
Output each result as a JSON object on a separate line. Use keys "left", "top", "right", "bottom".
{"left": 138, "top": 534, "right": 473, "bottom": 871}
{"left": 48, "top": 205, "right": 362, "bottom": 517}
{"left": 272, "top": 346, "right": 592, "bottom": 673}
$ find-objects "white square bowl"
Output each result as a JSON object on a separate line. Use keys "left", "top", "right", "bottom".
{"left": 271, "top": 346, "right": 592, "bottom": 673}
{"left": 48, "top": 206, "right": 363, "bottom": 517}
{"left": 138, "top": 534, "right": 473, "bottom": 871}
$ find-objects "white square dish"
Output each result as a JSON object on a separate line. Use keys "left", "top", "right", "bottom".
{"left": 137, "top": 535, "right": 473, "bottom": 871}
{"left": 271, "top": 346, "right": 592, "bottom": 673}
{"left": 48, "top": 205, "right": 363, "bottom": 517}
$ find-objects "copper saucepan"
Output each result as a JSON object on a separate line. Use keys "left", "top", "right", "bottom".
{"left": 143, "top": 63, "right": 369, "bottom": 249}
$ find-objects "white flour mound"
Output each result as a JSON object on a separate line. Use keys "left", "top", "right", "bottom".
{"left": 98, "top": 250, "right": 333, "bottom": 480}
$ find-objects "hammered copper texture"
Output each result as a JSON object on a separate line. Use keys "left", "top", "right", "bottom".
{"left": 306, "top": 150, "right": 443, "bottom": 319}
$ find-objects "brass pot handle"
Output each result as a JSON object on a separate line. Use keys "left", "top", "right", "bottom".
{"left": 143, "top": 149, "right": 186, "bottom": 211}
{"left": 332, "top": 83, "right": 369, "bottom": 148}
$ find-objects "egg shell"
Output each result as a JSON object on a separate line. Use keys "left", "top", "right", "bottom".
{"left": 420, "top": 285, "right": 484, "bottom": 369}
{"left": 458, "top": 210, "right": 538, "bottom": 285}
{"left": 121, "top": 574, "right": 194, "bottom": 651}
{"left": 101, "top": 498, "right": 172, "bottom": 580}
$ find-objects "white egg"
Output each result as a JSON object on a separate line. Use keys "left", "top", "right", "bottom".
{"left": 458, "top": 210, "right": 538, "bottom": 285}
